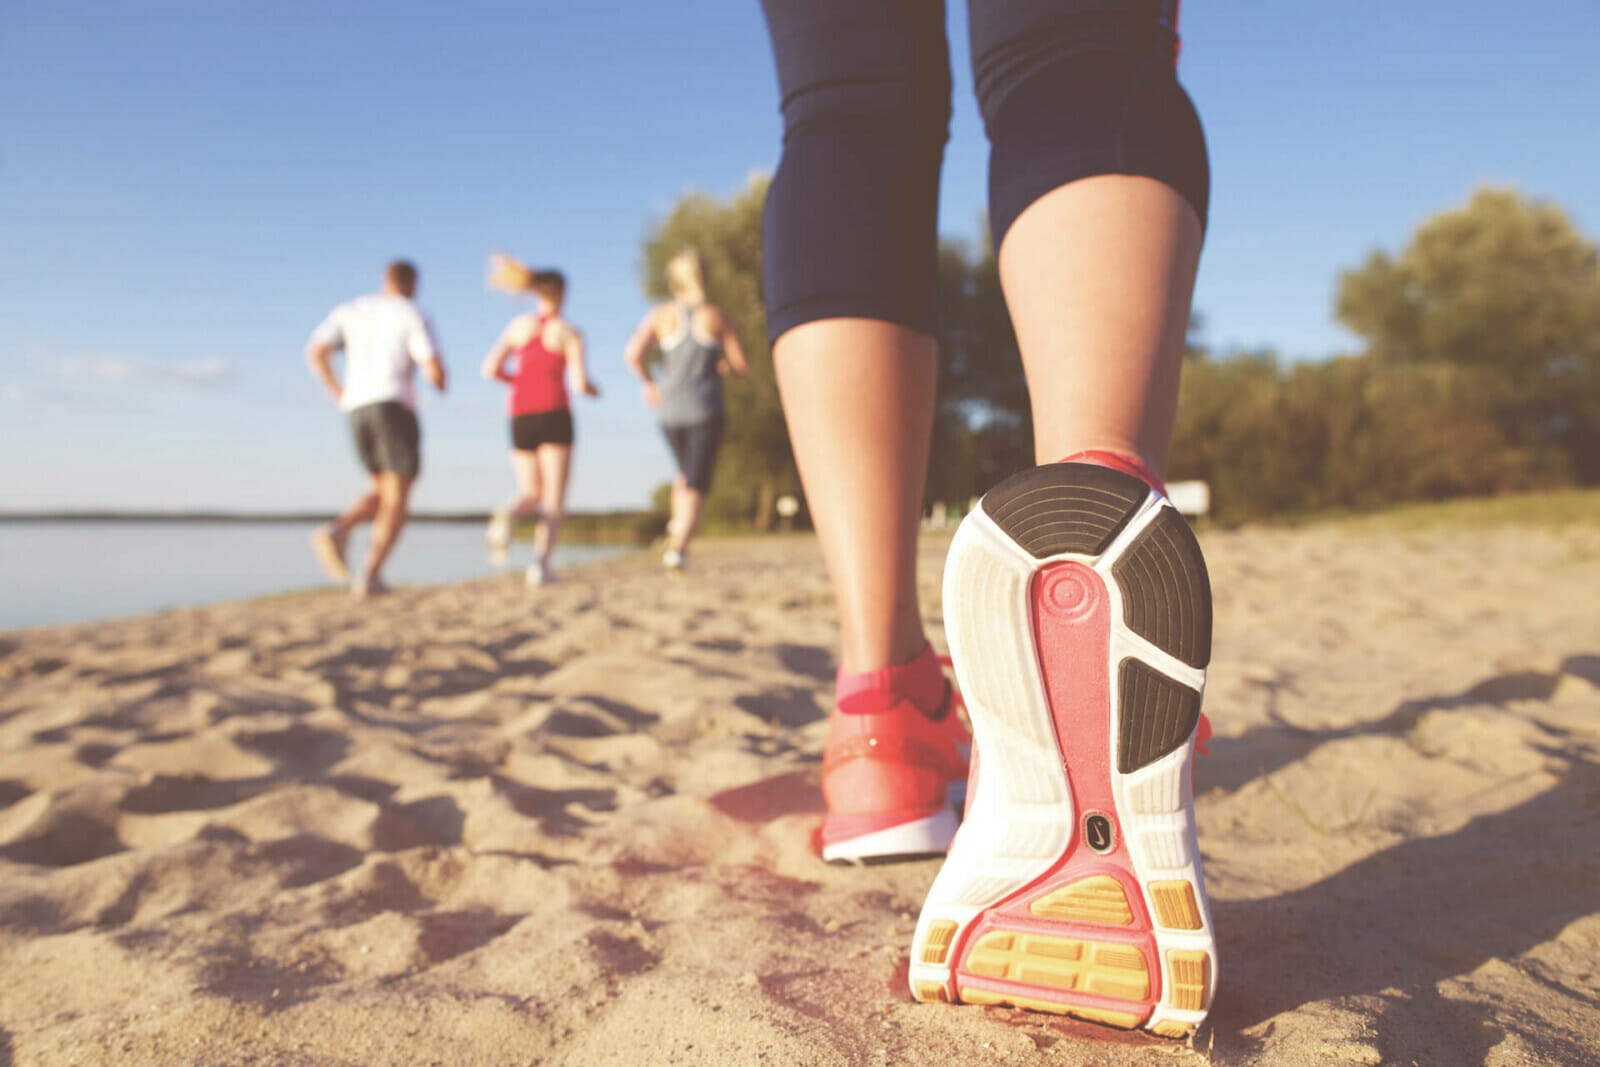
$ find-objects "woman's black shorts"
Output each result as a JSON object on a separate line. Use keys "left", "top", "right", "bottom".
{"left": 759, "top": 0, "right": 1207, "bottom": 343}
{"left": 511, "top": 408, "right": 574, "bottom": 451}
{"left": 662, "top": 416, "right": 724, "bottom": 494}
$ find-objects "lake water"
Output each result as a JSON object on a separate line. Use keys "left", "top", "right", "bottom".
{"left": 0, "top": 522, "right": 634, "bottom": 630}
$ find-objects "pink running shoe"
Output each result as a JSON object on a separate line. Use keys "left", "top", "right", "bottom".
{"left": 821, "top": 664, "right": 970, "bottom": 864}
{"left": 909, "top": 458, "right": 1217, "bottom": 1040}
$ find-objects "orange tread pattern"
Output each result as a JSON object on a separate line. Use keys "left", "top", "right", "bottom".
{"left": 921, "top": 921, "right": 958, "bottom": 965}
{"left": 915, "top": 981, "right": 949, "bottom": 1003}
{"left": 958, "top": 987, "right": 1144, "bottom": 1028}
{"left": 1149, "top": 880, "right": 1202, "bottom": 930}
{"left": 1029, "top": 875, "right": 1134, "bottom": 926}
{"left": 963, "top": 931, "right": 1150, "bottom": 1001}
{"left": 1151, "top": 1020, "right": 1195, "bottom": 1040}
{"left": 1065, "top": 1005, "right": 1146, "bottom": 1030}
{"left": 1167, "top": 950, "right": 1211, "bottom": 1012}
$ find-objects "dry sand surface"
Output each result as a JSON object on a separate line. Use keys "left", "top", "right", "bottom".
{"left": 2, "top": 519, "right": 1598, "bottom": 1066}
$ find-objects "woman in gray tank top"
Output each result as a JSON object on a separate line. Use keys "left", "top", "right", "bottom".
{"left": 623, "top": 248, "right": 749, "bottom": 571}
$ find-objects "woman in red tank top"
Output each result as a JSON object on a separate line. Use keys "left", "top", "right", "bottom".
{"left": 481, "top": 258, "right": 600, "bottom": 585}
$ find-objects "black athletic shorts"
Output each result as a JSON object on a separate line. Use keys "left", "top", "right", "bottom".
{"left": 348, "top": 400, "right": 421, "bottom": 480}
{"left": 759, "top": 0, "right": 1207, "bottom": 343}
{"left": 662, "top": 416, "right": 724, "bottom": 494}
{"left": 511, "top": 408, "right": 575, "bottom": 450}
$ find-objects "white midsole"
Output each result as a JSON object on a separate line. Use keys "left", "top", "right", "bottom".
{"left": 822, "top": 807, "right": 959, "bottom": 863}
{"left": 911, "top": 488, "right": 1217, "bottom": 1022}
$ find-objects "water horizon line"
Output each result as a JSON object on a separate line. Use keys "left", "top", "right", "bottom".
{"left": 0, "top": 508, "right": 655, "bottom": 525}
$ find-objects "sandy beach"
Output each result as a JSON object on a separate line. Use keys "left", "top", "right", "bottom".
{"left": 2, "top": 517, "right": 1598, "bottom": 1066}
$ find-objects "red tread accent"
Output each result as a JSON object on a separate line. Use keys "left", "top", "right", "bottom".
{"left": 952, "top": 560, "right": 1162, "bottom": 1015}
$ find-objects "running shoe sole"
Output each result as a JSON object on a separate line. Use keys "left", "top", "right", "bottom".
{"left": 486, "top": 512, "right": 512, "bottom": 549}
{"left": 909, "top": 461, "right": 1215, "bottom": 1040}
{"left": 310, "top": 528, "right": 349, "bottom": 584}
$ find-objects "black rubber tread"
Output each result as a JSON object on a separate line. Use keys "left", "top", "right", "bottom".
{"left": 981, "top": 463, "right": 1149, "bottom": 559}
{"left": 1117, "top": 658, "right": 1202, "bottom": 773}
{"left": 1111, "top": 508, "right": 1213, "bottom": 669}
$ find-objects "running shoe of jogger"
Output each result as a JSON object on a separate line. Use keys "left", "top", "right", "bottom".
{"left": 819, "top": 642, "right": 970, "bottom": 862}
{"left": 909, "top": 451, "right": 1215, "bottom": 1038}
{"left": 757, "top": 0, "right": 1217, "bottom": 1037}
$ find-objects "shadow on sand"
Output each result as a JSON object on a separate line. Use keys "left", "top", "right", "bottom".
{"left": 1202, "top": 653, "right": 1600, "bottom": 794}
{"left": 1206, "top": 661, "right": 1600, "bottom": 1063}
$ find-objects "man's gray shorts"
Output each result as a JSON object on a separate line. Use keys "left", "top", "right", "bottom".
{"left": 348, "top": 400, "right": 421, "bottom": 480}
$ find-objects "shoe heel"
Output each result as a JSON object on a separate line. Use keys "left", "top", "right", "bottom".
{"left": 909, "top": 906, "right": 975, "bottom": 1003}
{"left": 914, "top": 461, "right": 1216, "bottom": 1037}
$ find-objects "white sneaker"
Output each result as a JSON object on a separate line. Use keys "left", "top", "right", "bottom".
{"left": 350, "top": 573, "right": 389, "bottom": 601}
{"left": 311, "top": 524, "right": 349, "bottom": 584}
{"left": 486, "top": 509, "right": 512, "bottom": 552}
{"left": 662, "top": 548, "right": 685, "bottom": 572}
{"left": 909, "top": 459, "right": 1216, "bottom": 1039}
{"left": 525, "top": 562, "right": 553, "bottom": 587}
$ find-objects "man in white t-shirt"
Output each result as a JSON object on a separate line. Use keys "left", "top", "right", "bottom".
{"left": 305, "top": 260, "right": 448, "bottom": 598}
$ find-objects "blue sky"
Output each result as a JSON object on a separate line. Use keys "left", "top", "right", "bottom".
{"left": 3, "top": 0, "right": 1597, "bottom": 513}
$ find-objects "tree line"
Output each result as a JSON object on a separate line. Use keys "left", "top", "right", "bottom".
{"left": 640, "top": 183, "right": 1600, "bottom": 526}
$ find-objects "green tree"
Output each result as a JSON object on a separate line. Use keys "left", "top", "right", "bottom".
{"left": 1167, "top": 349, "right": 1312, "bottom": 520}
{"left": 640, "top": 176, "right": 800, "bottom": 529}
{"left": 1336, "top": 187, "right": 1600, "bottom": 482}
{"left": 1166, "top": 347, "right": 1544, "bottom": 522}
{"left": 925, "top": 236, "right": 1033, "bottom": 508}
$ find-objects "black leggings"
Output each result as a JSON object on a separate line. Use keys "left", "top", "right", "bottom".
{"left": 663, "top": 416, "right": 725, "bottom": 494}
{"left": 760, "top": 0, "right": 1208, "bottom": 344}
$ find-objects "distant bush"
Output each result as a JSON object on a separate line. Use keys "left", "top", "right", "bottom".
{"left": 1167, "top": 353, "right": 1571, "bottom": 522}
{"left": 557, "top": 511, "right": 666, "bottom": 546}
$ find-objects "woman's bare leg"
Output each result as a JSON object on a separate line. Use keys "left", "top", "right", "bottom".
{"left": 770, "top": 180, "right": 1196, "bottom": 677}
{"left": 533, "top": 444, "right": 571, "bottom": 569}
{"left": 774, "top": 319, "right": 937, "bottom": 674}
{"left": 509, "top": 450, "right": 543, "bottom": 520}
{"left": 670, "top": 481, "right": 705, "bottom": 556}
{"left": 669, "top": 474, "right": 686, "bottom": 535}
{"left": 667, "top": 474, "right": 688, "bottom": 549}
{"left": 1000, "top": 175, "right": 1203, "bottom": 475}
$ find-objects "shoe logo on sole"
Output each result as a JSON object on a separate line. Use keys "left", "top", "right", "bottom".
{"left": 1084, "top": 813, "right": 1115, "bottom": 853}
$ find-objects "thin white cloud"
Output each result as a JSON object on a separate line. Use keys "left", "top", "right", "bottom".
{"left": 0, "top": 382, "right": 75, "bottom": 405}
{"left": 57, "top": 355, "right": 231, "bottom": 389}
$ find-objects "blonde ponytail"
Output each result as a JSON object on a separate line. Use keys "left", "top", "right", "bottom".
{"left": 666, "top": 248, "right": 706, "bottom": 305}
